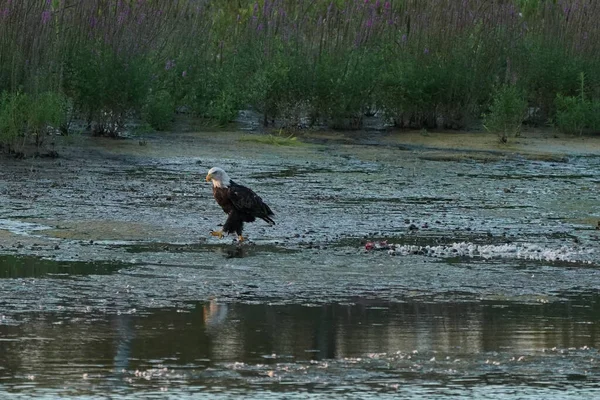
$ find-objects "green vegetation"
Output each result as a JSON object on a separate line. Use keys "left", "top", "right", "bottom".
{"left": 484, "top": 85, "right": 528, "bottom": 143}
{"left": 143, "top": 91, "right": 175, "bottom": 131}
{"left": 0, "top": 91, "right": 66, "bottom": 155}
{"left": 554, "top": 73, "right": 600, "bottom": 135}
{"left": 239, "top": 130, "right": 302, "bottom": 146}
{"left": 1, "top": 0, "right": 599, "bottom": 155}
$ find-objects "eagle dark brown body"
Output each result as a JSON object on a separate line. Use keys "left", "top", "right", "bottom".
{"left": 206, "top": 167, "right": 274, "bottom": 241}
{"left": 212, "top": 181, "right": 275, "bottom": 236}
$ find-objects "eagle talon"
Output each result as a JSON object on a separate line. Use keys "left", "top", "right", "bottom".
{"left": 210, "top": 230, "right": 224, "bottom": 239}
{"left": 237, "top": 235, "right": 245, "bottom": 242}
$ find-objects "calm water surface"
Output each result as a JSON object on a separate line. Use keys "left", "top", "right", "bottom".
{"left": 1, "top": 279, "right": 600, "bottom": 398}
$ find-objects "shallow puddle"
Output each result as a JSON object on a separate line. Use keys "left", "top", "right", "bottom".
{"left": 0, "top": 255, "right": 124, "bottom": 278}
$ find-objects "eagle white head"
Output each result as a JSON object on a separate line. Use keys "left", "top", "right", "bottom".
{"left": 206, "top": 167, "right": 231, "bottom": 188}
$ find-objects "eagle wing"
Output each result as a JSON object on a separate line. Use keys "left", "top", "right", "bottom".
{"left": 228, "top": 183, "right": 275, "bottom": 223}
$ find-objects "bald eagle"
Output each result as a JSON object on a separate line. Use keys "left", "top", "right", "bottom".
{"left": 205, "top": 167, "right": 275, "bottom": 242}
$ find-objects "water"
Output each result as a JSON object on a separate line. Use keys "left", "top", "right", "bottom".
{"left": 2, "top": 290, "right": 600, "bottom": 398}
{"left": 1, "top": 252, "right": 600, "bottom": 399}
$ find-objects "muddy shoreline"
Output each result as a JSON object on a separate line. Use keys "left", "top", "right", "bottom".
{"left": 1, "top": 127, "right": 600, "bottom": 398}
{"left": 2, "top": 129, "right": 599, "bottom": 245}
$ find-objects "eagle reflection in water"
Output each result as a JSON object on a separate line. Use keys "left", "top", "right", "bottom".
{"left": 203, "top": 299, "right": 229, "bottom": 331}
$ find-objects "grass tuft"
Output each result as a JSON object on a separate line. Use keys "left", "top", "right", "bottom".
{"left": 239, "top": 130, "right": 303, "bottom": 146}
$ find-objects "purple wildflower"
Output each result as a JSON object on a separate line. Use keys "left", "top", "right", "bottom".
{"left": 402, "top": 34, "right": 407, "bottom": 42}
{"left": 257, "top": 23, "right": 263, "bottom": 31}
{"left": 41, "top": 10, "right": 51, "bottom": 24}
{"left": 424, "top": 48, "right": 429, "bottom": 54}
{"left": 165, "top": 59, "right": 175, "bottom": 71}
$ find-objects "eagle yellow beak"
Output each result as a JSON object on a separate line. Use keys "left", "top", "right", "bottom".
{"left": 205, "top": 174, "right": 212, "bottom": 182}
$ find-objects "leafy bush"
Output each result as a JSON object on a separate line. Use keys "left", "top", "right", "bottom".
{"left": 0, "top": 91, "right": 67, "bottom": 155}
{"left": 64, "top": 45, "right": 151, "bottom": 136}
{"left": 187, "top": 65, "right": 245, "bottom": 125}
{"left": 554, "top": 73, "right": 600, "bottom": 135}
{"left": 379, "top": 57, "right": 439, "bottom": 128}
{"left": 311, "top": 52, "right": 380, "bottom": 129}
{"left": 0, "top": 91, "right": 27, "bottom": 151}
{"left": 27, "top": 91, "right": 68, "bottom": 146}
{"left": 143, "top": 91, "right": 175, "bottom": 131}
{"left": 515, "top": 40, "right": 580, "bottom": 122}
{"left": 244, "top": 49, "right": 296, "bottom": 126}
{"left": 483, "top": 85, "right": 528, "bottom": 142}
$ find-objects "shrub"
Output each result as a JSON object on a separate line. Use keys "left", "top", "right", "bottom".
{"left": 554, "top": 73, "right": 600, "bottom": 135}
{"left": 483, "top": 85, "right": 528, "bottom": 143}
{"left": 64, "top": 45, "right": 151, "bottom": 136}
{"left": 244, "top": 49, "right": 296, "bottom": 126}
{"left": 27, "top": 91, "right": 68, "bottom": 146}
{"left": 187, "top": 65, "right": 246, "bottom": 126}
{"left": 516, "top": 39, "right": 581, "bottom": 122}
{"left": 143, "top": 91, "right": 175, "bottom": 131}
{"left": 0, "top": 91, "right": 27, "bottom": 152}
{"left": 0, "top": 91, "right": 67, "bottom": 155}
{"left": 311, "top": 51, "right": 380, "bottom": 129}
{"left": 379, "top": 57, "right": 440, "bottom": 129}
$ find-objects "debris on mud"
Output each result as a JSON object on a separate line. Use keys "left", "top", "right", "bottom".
{"left": 364, "top": 239, "right": 596, "bottom": 264}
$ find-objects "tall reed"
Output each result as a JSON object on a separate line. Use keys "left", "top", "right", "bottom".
{"left": 0, "top": 0, "right": 599, "bottom": 144}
